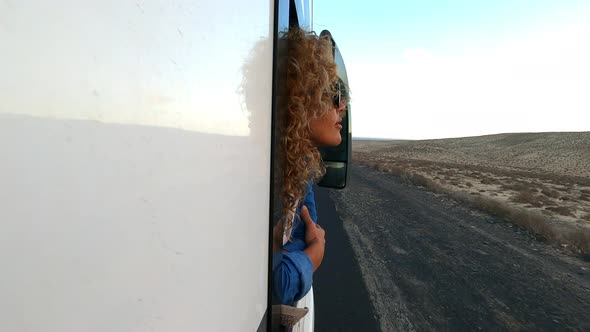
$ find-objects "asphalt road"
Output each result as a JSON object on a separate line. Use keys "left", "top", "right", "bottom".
{"left": 313, "top": 183, "right": 380, "bottom": 332}
{"left": 314, "top": 164, "right": 590, "bottom": 332}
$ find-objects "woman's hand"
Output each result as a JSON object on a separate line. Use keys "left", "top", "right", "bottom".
{"left": 302, "top": 205, "right": 325, "bottom": 271}
{"left": 302, "top": 205, "right": 325, "bottom": 246}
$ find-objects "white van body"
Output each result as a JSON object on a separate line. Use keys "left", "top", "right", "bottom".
{"left": 0, "top": 0, "right": 318, "bottom": 330}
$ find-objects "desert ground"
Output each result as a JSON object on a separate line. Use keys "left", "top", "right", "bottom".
{"left": 353, "top": 132, "right": 590, "bottom": 257}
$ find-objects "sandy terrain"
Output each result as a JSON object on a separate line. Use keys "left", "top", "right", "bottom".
{"left": 353, "top": 132, "right": 590, "bottom": 252}
{"left": 354, "top": 132, "right": 590, "bottom": 178}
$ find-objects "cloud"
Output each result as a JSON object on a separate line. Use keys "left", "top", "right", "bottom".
{"left": 401, "top": 48, "right": 435, "bottom": 62}
{"left": 349, "top": 22, "right": 590, "bottom": 139}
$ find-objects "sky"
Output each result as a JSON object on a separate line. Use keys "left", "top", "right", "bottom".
{"left": 2, "top": 2, "right": 588, "bottom": 140}
{"left": 314, "top": 0, "right": 590, "bottom": 140}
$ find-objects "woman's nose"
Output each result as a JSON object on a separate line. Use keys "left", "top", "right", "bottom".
{"left": 337, "top": 102, "right": 346, "bottom": 113}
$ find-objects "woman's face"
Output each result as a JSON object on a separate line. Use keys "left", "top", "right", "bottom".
{"left": 310, "top": 101, "right": 346, "bottom": 147}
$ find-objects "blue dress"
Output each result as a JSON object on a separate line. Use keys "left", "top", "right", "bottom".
{"left": 272, "top": 183, "right": 318, "bottom": 305}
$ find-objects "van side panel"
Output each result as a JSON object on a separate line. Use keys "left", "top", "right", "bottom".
{"left": 0, "top": 1, "right": 273, "bottom": 331}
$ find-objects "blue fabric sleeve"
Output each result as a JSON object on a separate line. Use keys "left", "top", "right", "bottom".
{"left": 302, "top": 182, "right": 317, "bottom": 222}
{"left": 272, "top": 250, "right": 314, "bottom": 305}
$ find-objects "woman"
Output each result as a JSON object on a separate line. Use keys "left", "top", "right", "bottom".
{"left": 272, "top": 26, "right": 348, "bottom": 310}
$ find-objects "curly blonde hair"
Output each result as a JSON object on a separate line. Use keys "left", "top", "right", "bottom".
{"left": 277, "top": 27, "right": 339, "bottom": 228}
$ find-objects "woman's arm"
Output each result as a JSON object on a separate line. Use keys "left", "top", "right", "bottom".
{"left": 271, "top": 206, "right": 325, "bottom": 304}
{"left": 272, "top": 250, "right": 314, "bottom": 305}
{"left": 271, "top": 185, "right": 326, "bottom": 304}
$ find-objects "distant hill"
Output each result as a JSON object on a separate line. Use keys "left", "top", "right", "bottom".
{"left": 353, "top": 132, "right": 590, "bottom": 178}
{"left": 352, "top": 137, "right": 405, "bottom": 141}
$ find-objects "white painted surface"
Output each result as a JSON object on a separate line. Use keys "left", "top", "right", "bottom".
{"left": 293, "top": 287, "right": 314, "bottom": 332}
{"left": 0, "top": 1, "right": 273, "bottom": 331}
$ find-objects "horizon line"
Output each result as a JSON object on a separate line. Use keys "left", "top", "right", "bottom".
{"left": 353, "top": 130, "right": 590, "bottom": 141}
